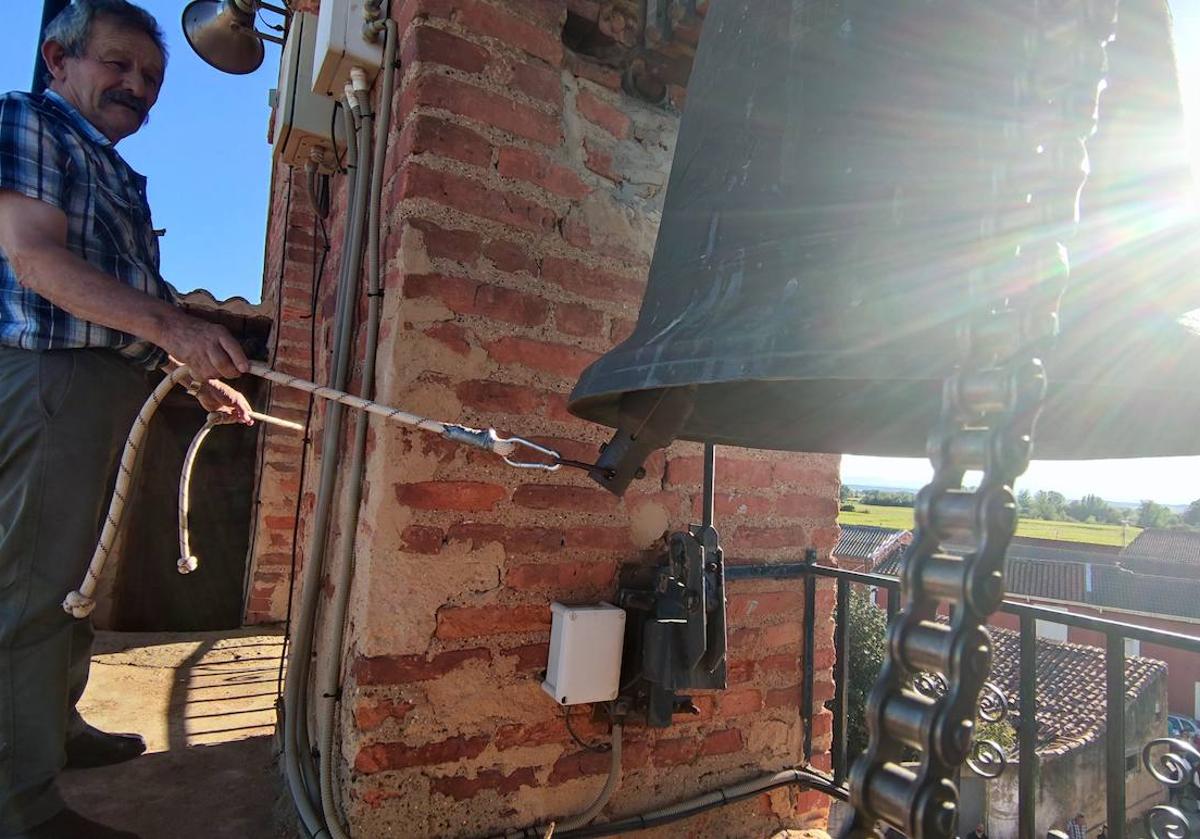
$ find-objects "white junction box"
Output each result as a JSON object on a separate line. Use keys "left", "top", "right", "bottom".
{"left": 313, "top": 0, "right": 384, "bottom": 98}
{"left": 541, "top": 602, "right": 626, "bottom": 706}
{"left": 273, "top": 13, "right": 337, "bottom": 171}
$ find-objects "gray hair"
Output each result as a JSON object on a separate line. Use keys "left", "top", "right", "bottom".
{"left": 43, "top": 0, "right": 168, "bottom": 67}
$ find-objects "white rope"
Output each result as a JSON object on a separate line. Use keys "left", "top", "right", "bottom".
{"left": 64, "top": 367, "right": 190, "bottom": 618}
{"left": 177, "top": 415, "right": 218, "bottom": 575}
{"left": 63, "top": 362, "right": 563, "bottom": 618}
{"left": 178, "top": 409, "right": 305, "bottom": 576}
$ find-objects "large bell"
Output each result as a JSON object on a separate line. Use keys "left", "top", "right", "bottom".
{"left": 569, "top": 0, "right": 1199, "bottom": 491}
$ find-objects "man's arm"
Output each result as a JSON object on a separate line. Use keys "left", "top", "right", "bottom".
{"left": 0, "top": 190, "right": 249, "bottom": 381}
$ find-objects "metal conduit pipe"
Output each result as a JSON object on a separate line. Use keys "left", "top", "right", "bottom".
{"left": 282, "top": 84, "right": 375, "bottom": 838}
{"left": 316, "top": 19, "right": 397, "bottom": 839}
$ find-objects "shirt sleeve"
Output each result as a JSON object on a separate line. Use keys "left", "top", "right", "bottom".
{"left": 0, "top": 96, "right": 70, "bottom": 211}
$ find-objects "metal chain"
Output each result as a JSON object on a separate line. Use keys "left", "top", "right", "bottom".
{"left": 841, "top": 2, "right": 1117, "bottom": 836}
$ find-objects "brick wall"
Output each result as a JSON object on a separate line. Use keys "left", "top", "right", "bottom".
{"left": 248, "top": 0, "right": 839, "bottom": 833}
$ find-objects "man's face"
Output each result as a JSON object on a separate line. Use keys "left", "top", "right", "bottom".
{"left": 42, "top": 16, "right": 164, "bottom": 144}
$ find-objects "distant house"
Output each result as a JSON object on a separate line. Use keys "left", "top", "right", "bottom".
{"left": 979, "top": 628, "right": 1168, "bottom": 836}
{"left": 832, "top": 524, "right": 910, "bottom": 573}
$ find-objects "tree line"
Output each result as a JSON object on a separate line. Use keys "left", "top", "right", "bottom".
{"left": 846, "top": 485, "right": 1200, "bottom": 529}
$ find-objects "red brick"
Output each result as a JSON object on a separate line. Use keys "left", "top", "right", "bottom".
{"left": 402, "top": 25, "right": 490, "bottom": 74}
{"left": 566, "top": 52, "right": 621, "bottom": 91}
{"left": 497, "top": 147, "right": 590, "bottom": 199}
{"left": 409, "top": 218, "right": 482, "bottom": 264}
{"left": 765, "top": 684, "right": 800, "bottom": 710}
{"left": 759, "top": 653, "right": 799, "bottom": 675}
{"left": 446, "top": 522, "right": 563, "bottom": 553}
{"left": 405, "top": 75, "right": 561, "bottom": 146}
{"left": 456, "top": 380, "right": 541, "bottom": 415}
{"left": 734, "top": 526, "right": 804, "bottom": 550}
{"left": 561, "top": 525, "right": 634, "bottom": 551}
{"left": 435, "top": 604, "right": 551, "bottom": 639}
{"left": 263, "top": 515, "right": 296, "bottom": 530}
{"left": 653, "top": 736, "right": 700, "bottom": 767}
{"left": 485, "top": 336, "right": 600, "bottom": 378}
{"left": 495, "top": 715, "right": 603, "bottom": 750}
{"left": 397, "top": 164, "right": 556, "bottom": 233}
{"left": 401, "top": 525, "right": 444, "bottom": 554}
{"left": 354, "top": 698, "right": 415, "bottom": 731}
{"left": 704, "top": 492, "right": 773, "bottom": 518}
{"left": 668, "top": 455, "right": 773, "bottom": 489}
{"left": 576, "top": 90, "right": 631, "bottom": 138}
{"left": 699, "top": 728, "right": 744, "bottom": 757}
{"left": 726, "top": 659, "right": 755, "bottom": 685}
{"left": 503, "top": 642, "right": 549, "bottom": 673}
{"left": 398, "top": 115, "right": 493, "bottom": 168}
{"left": 583, "top": 139, "right": 618, "bottom": 182}
{"left": 421, "top": 0, "right": 563, "bottom": 64}
{"left": 809, "top": 713, "right": 832, "bottom": 739}
{"left": 431, "top": 767, "right": 537, "bottom": 800}
{"left": 353, "top": 648, "right": 492, "bottom": 685}
{"left": 394, "top": 481, "right": 507, "bottom": 511}
{"left": 727, "top": 591, "right": 803, "bottom": 623}
{"left": 541, "top": 256, "right": 644, "bottom": 303}
{"left": 404, "top": 273, "right": 549, "bottom": 326}
{"left": 773, "top": 461, "right": 839, "bottom": 487}
{"left": 423, "top": 322, "right": 472, "bottom": 355}
{"left": 717, "top": 688, "right": 763, "bottom": 717}
{"left": 512, "top": 483, "right": 620, "bottom": 513}
{"left": 510, "top": 59, "right": 564, "bottom": 107}
{"left": 548, "top": 749, "right": 612, "bottom": 783}
{"left": 776, "top": 494, "right": 837, "bottom": 520}
{"left": 505, "top": 561, "right": 616, "bottom": 590}
{"left": 554, "top": 302, "right": 604, "bottom": 337}
{"left": 763, "top": 621, "right": 803, "bottom": 650}
{"left": 354, "top": 735, "right": 488, "bottom": 773}
{"left": 482, "top": 238, "right": 535, "bottom": 274}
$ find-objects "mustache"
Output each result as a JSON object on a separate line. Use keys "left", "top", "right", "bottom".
{"left": 102, "top": 90, "right": 149, "bottom": 121}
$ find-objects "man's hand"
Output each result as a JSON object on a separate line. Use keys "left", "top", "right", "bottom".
{"left": 156, "top": 309, "right": 250, "bottom": 381}
{"left": 192, "top": 379, "right": 254, "bottom": 425}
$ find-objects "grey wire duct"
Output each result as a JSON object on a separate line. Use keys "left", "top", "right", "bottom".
{"left": 283, "top": 85, "right": 374, "bottom": 838}
{"left": 316, "top": 20, "right": 397, "bottom": 839}
{"left": 553, "top": 767, "right": 844, "bottom": 838}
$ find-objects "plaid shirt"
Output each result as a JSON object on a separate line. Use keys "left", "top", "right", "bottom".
{"left": 1067, "top": 822, "right": 1087, "bottom": 839}
{"left": 0, "top": 89, "right": 174, "bottom": 368}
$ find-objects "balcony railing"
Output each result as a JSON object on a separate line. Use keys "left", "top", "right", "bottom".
{"left": 726, "top": 553, "right": 1200, "bottom": 839}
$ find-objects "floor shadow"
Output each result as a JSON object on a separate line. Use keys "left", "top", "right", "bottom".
{"left": 60, "top": 737, "right": 287, "bottom": 838}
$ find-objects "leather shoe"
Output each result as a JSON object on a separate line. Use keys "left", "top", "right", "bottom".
{"left": 64, "top": 724, "right": 146, "bottom": 770}
{"left": 5, "top": 807, "right": 141, "bottom": 838}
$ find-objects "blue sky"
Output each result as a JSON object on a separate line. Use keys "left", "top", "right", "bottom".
{"left": 3, "top": 3, "right": 1199, "bottom": 504}
{"left": 1, "top": 0, "right": 277, "bottom": 303}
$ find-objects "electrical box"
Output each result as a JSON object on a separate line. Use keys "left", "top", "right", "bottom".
{"left": 312, "top": 0, "right": 384, "bottom": 99}
{"left": 273, "top": 13, "right": 338, "bottom": 171}
{"left": 541, "top": 603, "right": 626, "bottom": 706}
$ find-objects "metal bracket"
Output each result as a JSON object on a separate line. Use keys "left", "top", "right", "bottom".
{"left": 617, "top": 444, "right": 727, "bottom": 727}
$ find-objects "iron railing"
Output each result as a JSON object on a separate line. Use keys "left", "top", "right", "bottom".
{"left": 726, "top": 553, "right": 1200, "bottom": 839}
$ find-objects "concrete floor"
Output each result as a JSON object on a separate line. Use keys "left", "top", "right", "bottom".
{"left": 59, "top": 628, "right": 290, "bottom": 839}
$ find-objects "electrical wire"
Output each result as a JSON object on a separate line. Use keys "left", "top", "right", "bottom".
{"left": 563, "top": 706, "right": 611, "bottom": 754}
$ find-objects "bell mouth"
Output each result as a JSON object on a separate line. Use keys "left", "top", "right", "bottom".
{"left": 569, "top": 307, "right": 1200, "bottom": 461}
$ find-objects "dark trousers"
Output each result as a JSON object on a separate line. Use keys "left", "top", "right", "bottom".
{"left": 0, "top": 347, "right": 150, "bottom": 834}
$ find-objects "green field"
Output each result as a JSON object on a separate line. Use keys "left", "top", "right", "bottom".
{"left": 838, "top": 503, "right": 1142, "bottom": 547}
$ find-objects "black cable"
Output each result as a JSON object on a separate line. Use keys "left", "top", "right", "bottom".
{"left": 563, "top": 705, "right": 611, "bottom": 754}
{"left": 553, "top": 768, "right": 845, "bottom": 838}
{"left": 275, "top": 178, "right": 331, "bottom": 700}
{"left": 330, "top": 100, "right": 346, "bottom": 173}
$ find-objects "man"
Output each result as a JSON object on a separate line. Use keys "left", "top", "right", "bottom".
{"left": 970, "top": 824, "right": 988, "bottom": 839}
{"left": 1067, "top": 813, "right": 1088, "bottom": 839}
{"left": 0, "top": 2, "right": 254, "bottom": 837}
